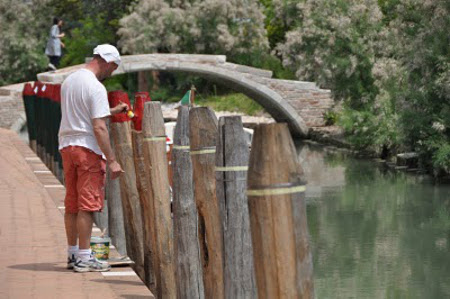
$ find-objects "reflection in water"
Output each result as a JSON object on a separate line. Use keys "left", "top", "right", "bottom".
{"left": 297, "top": 142, "right": 450, "bottom": 299}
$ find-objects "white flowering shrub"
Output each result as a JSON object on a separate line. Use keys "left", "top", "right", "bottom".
{"left": 0, "top": 0, "right": 50, "bottom": 85}
{"left": 276, "top": 0, "right": 383, "bottom": 108}
{"left": 118, "top": 0, "right": 269, "bottom": 58}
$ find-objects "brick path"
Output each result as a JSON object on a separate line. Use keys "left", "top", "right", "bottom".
{"left": 0, "top": 128, "right": 154, "bottom": 298}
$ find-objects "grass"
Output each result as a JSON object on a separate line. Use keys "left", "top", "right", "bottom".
{"left": 193, "top": 93, "right": 264, "bottom": 116}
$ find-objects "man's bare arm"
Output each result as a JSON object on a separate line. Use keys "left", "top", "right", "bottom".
{"left": 92, "top": 117, "right": 123, "bottom": 179}
{"left": 110, "top": 102, "right": 129, "bottom": 115}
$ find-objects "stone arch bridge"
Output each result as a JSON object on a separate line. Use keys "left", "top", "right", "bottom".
{"left": 37, "top": 54, "right": 334, "bottom": 137}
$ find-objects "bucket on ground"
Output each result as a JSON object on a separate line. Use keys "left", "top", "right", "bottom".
{"left": 90, "top": 236, "right": 111, "bottom": 260}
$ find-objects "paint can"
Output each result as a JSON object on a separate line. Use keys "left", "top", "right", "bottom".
{"left": 90, "top": 236, "right": 111, "bottom": 260}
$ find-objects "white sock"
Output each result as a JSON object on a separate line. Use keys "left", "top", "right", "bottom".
{"left": 68, "top": 245, "right": 78, "bottom": 258}
{"left": 77, "top": 249, "right": 92, "bottom": 262}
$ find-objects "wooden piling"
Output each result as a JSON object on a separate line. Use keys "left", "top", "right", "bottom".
{"left": 172, "top": 106, "right": 204, "bottom": 298}
{"left": 105, "top": 149, "right": 128, "bottom": 256}
{"left": 247, "top": 123, "right": 314, "bottom": 299}
{"left": 216, "top": 116, "right": 256, "bottom": 298}
{"left": 142, "top": 101, "right": 176, "bottom": 299}
{"left": 108, "top": 91, "right": 145, "bottom": 280}
{"left": 189, "top": 107, "right": 224, "bottom": 299}
{"left": 131, "top": 92, "right": 156, "bottom": 292}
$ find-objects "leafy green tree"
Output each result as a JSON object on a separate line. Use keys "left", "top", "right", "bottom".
{"left": 60, "top": 15, "right": 115, "bottom": 66}
{"left": 259, "top": 0, "right": 302, "bottom": 49}
{"left": 0, "top": 0, "right": 50, "bottom": 85}
{"left": 49, "top": 0, "right": 135, "bottom": 67}
{"left": 388, "top": 0, "right": 450, "bottom": 173}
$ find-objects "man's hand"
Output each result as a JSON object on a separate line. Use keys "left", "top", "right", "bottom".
{"left": 108, "top": 160, "right": 124, "bottom": 180}
{"left": 110, "top": 102, "right": 129, "bottom": 115}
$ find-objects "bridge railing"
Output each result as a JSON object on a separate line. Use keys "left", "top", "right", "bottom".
{"left": 23, "top": 82, "right": 64, "bottom": 182}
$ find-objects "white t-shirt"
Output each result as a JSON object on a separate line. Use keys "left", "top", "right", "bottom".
{"left": 58, "top": 68, "right": 110, "bottom": 156}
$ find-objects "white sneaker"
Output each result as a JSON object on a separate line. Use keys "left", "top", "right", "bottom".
{"left": 73, "top": 257, "right": 111, "bottom": 272}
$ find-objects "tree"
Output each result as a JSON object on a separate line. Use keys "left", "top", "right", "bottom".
{"left": 276, "top": 0, "right": 383, "bottom": 108}
{"left": 118, "top": 0, "right": 269, "bottom": 59}
{"left": 387, "top": 0, "right": 450, "bottom": 173}
{"left": 259, "top": 0, "right": 302, "bottom": 49}
{"left": 0, "top": 0, "right": 50, "bottom": 85}
{"left": 49, "top": 0, "right": 135, "bottom": 67}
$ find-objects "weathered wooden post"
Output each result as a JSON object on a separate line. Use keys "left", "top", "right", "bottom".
{"left": 138, "top": 71, "right": 149, "bottom": 93}
{"left": 189, "top": 107, "right": 224, "bottom": 299}
{"left": 172, "top": 106, "right": 204, "bottom": 298}
{"left": 131, "top": 92, "right": 156, "bottom": 292}
{"left": 216, "top": 116, "right": 256, "bottom": 298}
{"left": 247, "top": 123, "right": 314, "bottom": 299}
{"left": 142, "top": 101, "right": 176, "bottom": 298}
{"left": 108, "top": 91, "right": 145, "bottom": 280}
{"left": 105, "top": 129, "right": 128, "bottom": 256}
{"left": 189, "top": 85, "right": 196, "bottom": 106}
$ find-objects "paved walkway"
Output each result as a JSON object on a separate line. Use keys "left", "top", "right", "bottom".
{"left": 0, "top": 129, "right": 153, "bottom": 298}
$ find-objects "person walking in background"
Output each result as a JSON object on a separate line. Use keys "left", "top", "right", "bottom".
{"left": 59, "top": 44, "right": 128, "bottom": 272}
{"left": 45, "top": 17, "right": 65, "bottom": 70}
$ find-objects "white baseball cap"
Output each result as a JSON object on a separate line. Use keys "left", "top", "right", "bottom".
{"left": 93, "top": 44, "right": 121, "bottom": 65}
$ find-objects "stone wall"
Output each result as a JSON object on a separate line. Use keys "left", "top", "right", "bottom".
{"left": 0, "top": 84, "right": 26, "bottom": 131}
{"left": 262, "top": 79, "right": 334, "bottom": 127}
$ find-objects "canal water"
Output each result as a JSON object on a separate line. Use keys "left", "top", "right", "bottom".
{"left": 297, "top": 142, "right": 450, "bottom": 298}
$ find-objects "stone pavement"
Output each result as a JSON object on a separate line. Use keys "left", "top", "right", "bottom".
{"left": 0, "top": 128, "right": 154, "bottom": 298}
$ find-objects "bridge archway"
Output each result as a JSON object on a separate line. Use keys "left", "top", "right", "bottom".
{"left": 38, "top": 54, "right": 334, "bottom": 137}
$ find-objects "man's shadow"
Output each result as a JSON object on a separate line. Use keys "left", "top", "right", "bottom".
{"left": 9, "top": 262, "right": 67, "bottom": 272}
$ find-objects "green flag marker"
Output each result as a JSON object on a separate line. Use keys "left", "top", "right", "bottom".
{"left": 180, "top": 90, "right": 191, "bottom": 106}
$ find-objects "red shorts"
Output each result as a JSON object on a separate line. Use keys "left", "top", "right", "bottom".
{"left": 60, "top": 146, "right": 106, "bottom": 213}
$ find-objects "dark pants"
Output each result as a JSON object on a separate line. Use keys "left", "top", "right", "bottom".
{"left": 48, "top": 55, "right": 61, "bottom": 68}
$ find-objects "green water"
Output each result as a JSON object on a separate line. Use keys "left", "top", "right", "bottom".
{"left": 297, "top": 142, "right": 450, "bottom": 299}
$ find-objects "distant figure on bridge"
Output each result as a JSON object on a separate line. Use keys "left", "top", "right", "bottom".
{"left": 59, "top": 44, "right": 128, "bottom": 272}
{"left": 45, "top": 17, "right": 65, "bottom": 70}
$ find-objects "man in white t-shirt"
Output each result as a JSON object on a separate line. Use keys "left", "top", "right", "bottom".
{"left": 59, "top": 44, "right": 128, "bottom": 272}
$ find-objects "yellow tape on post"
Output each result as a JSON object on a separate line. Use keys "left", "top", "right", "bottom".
{"left": 247, "top": 185, "right": 306, "bottom": 197}
{"left": 172, "top": 145, "right": 190, "bottom": 150}
{"left": 143, "top": 136, "right": 166, "bottom": 142}
{"left": 215, "top": 166, "right": 248, "bottom": 172}
{"left": 190, "top": 147, "right": 216, "bottom": 155}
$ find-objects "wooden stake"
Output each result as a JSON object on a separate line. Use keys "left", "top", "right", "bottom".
{"left": 172, "top": 106, "right": 205, "bottom": 298}
{"left": 132, "top": 129, "right": 157, "bottom": 292}
{"left": 189, "top": 107, "right": 224, "bottom": 299}
{"left": 132, "top": 92, "right": 156, "bottom": 292}
{"left": 105, "top": 158, "right": 127, "bottom": 256}
{"left": 105, "top": 120, "right": 127, "bottom": 256}
{"left": 216, "top": 116, "right": 256, "bottom": 298}
{"left": 189, "top": 85, "right": 196, "bottom": 106}
{"left": 109, "top": 117, "right": 145, "bottom": 280}
{"left": 247, "top": 123, "right": 314, "bottom": 299}
{"left": 142, "top": 101, "right": 176, "bottom": 299}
